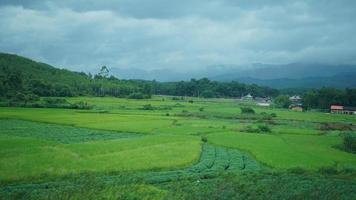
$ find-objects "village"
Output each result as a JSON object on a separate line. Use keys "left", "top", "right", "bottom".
{"left": 240, "top": 93, "right": 356, "bottom": 115}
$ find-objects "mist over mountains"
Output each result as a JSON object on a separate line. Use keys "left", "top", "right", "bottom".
{"left": 110, "top": 63, "right": 356, "bottom": 89}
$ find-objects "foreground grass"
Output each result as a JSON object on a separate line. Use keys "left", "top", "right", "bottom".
{"left": 0, "top": 133, "right": 201, "bottom": 181}
{"left": 1, "top": 171, "right": 355, "bottom": 200}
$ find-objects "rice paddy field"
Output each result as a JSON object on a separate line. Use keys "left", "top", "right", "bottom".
{"left": 0, "top": 96, "right": 356, "bottom": 199}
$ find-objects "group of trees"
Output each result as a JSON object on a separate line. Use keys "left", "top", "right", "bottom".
{"left": 152, "top": 78, "right": 279, "bottom": 98}
{"left": 302, "top": 88, "right": 356, "bottom": 110}
{"left": 0, "top": 53, "right": 280, "bottom": 101}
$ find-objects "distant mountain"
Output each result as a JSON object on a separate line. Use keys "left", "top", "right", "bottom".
{"left": 209, "top": 63, "right": 356, "bottom": 89}
{"left": 210, "top": 63, "right": 356, "bottom": 80}
{"left": 110, "top": 63, "right": 356, "bottom": 85}
{"left": 229, "top": 74, "right": 356, "bottom": 89}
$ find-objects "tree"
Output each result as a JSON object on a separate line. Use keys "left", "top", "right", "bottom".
{"left": 274, "top": 95, "right": 291, "bottom": 108}
{"left": 98, "top": 66, "right": 109, "bottom": 78}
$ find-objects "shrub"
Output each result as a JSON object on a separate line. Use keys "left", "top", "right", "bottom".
{"left": 270, "top": 113, "right": 277, "bottom": 118}
{"left": 343, "top": 132, "right": 356, "bottom": 153}
{"left": 13, "top": 92, "right": 26, "bottom": 102}
{"left": 127, "top": 92, "right": 150, "bottom": 99}
{"left": 172, "top": 97, "right": 180, "bottom": 100}
{"left": 240, "top": 107, "right": 255, "bottom": 114}
{"left": 142, "top": 104, "right": 154, "bottom": 110}
{"left": 258, "top": 125, "right": 271, "bottom": 133}
{"left": 43, "top": 97, "right": 68, "bottom": 105}
{"left": 70, "top": 101, "right": 92, "bottom": 109}
{"left": 201, "top": 136, "right": 208, "bottom": 143}
{"left": 199, "top": 107, "right": 204, "bottom": 112}
{"left": 188, "top": 100, "right": 194, "bottom": 103}
{"left": 241, "top": 126, "right": 260, "bottom": 133}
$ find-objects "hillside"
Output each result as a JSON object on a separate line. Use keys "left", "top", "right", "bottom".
{"left": 0, "top": 53, "right": 281, "bottom": 99}
{"left": 0, "top": 53, "right": 151, "bottom": 98}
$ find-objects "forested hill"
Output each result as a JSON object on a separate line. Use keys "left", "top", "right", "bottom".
{"left": 0, "top": 53, "right": 279, "bottom": 99}
{"left": 0, "top": 53, "right": 152, "bottom": 98}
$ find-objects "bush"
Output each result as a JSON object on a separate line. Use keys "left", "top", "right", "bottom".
{"left": 142, "top": 104, "right": 154, "bottom": 110}
{"left": 258, "top": 125, "right": 272, "bottom": 133}
{"left": 270, "top": 113, "right": 277, "bottom": 118}
{"left": 201, "top": 136, "right": 208, "bottom": 143}
{"left": 343, "top": 132, "right": 356, "bottom": 153}
{"left": 274, "top": 95, "right": 292, "bottom": 108}
{"left": 13, "top": 92, "right": 26, "bottom": 102}
{"left": 240, "top": 107, "right": 255, "bottom": 114}
{"left": 70, "top": 101, "right": 92, "bottom": 109}
{"left": 44, "top": 97, "right": 68, "bottom": 105}
{"left": 199, "top": 107, "right": 204, "bottom": 112}
{"left": 127, "top": 92, "right": 150, "bottom": 99}
{"left": 241, "top": 126, "right": 260, "bottom": 133}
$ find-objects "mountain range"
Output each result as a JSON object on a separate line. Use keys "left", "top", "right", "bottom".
{"left": 110, "top": 63, "right": 356, "bottom": 89}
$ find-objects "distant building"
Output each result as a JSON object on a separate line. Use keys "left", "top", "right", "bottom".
{"left": 257, "top": 102, "right": 271, "bottom": 107}
{"left": 330, "top": 105, "right": 344, "bottom": 114}
{"left": 255, "top": 97, "right": 271, "bottom": 106}
{"left": 289, "top": 103, "right": 303, "bottom": 112}
{"left": 330, "top": 105, "right": 356, "bottom": 115}
{"left": 289, "top": 95, "right": 302, "bottom": 102}
{"left": 242, "top": 93, "right": 253, "bottom": 101}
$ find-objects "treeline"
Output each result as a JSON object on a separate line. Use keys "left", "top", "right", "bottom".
{"left": 302, "top": 88, "right": 356, "bottom": 110}
{"left": 152, "top": 78, "right": 279, "bottom": 98}
{"left": 0, "top": 53, "right": 279, "bottom": 101}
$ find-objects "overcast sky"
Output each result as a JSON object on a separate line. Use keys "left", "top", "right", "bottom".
{"left": 0, "top": 0, "right": 356, "bottom": 73}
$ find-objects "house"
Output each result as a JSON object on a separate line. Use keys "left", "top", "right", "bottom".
{"left": 257, "top": 102, "right": 271, "bottom": 107}
{"left": 242, "top": 93, "right": 253, "bottom": 101}
{"left": 289, "top": 95, "right": 302, "bottom": 103}
{"left": 331, "top": 105, "right": 356, "bottom": 115}
{"left": 289, "top": 103, "right": 303, "bottom": 112}
{"left": 255, "top": 97, "right": 271, "bottom": 107}
{"left": 330, "top": 105, "right": 344, "bottom": 114}
{"left": 344, "top": 107, "right": 356, "bottom": 115}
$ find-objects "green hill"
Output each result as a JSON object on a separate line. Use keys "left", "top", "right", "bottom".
{"left": 0, "top": 53, "right": 151, "bottom": 98}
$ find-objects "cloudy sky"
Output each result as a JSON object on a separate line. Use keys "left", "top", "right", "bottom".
{"left": 0, "top": 0, "right": 356, "bottom": 74}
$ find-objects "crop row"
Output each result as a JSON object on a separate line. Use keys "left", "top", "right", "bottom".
{"left": 0, "top": 119, "right": 140, "bottom": 143}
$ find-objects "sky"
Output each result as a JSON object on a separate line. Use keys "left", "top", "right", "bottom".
{"left": 0, "top": 0, "right": 356, "bottom": 74}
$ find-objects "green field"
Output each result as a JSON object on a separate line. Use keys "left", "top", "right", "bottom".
{"left": 0, "top": 96, "right": 355, "bottom": 199}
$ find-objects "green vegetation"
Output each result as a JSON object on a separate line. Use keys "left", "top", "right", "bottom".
{"left": 274, "top": 95, "right": 292, "bottom": 108}
{"left": 0, "top": 53, "right": 280, "bottom": 105}
{"left": 302, "top": 87, "right": 356, "bottom": 110}
{"left": 208, "top": 132, "right": 356, "bottom": 170}
{"left": 0, "top": 96, "right": 355, "bottom": 199}
{"left": 343, "top": 132, "right": 356, "bottom": 153}
{"left": 0, "top": 130, "right": 201, "bottom": 181}
{"left": 0, "top": 53, "right": 356, "bottom": 199}
{"left": 240, "top": 107, "right": 255, "bottom": 114}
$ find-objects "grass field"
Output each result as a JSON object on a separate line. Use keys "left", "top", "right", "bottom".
{"left": 0, "top": 96, "right": 355, "bottom": 199}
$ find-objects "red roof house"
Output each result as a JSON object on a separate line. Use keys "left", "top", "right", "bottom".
{"left": 331, "top": 105, "right": 344, "bottom": 110}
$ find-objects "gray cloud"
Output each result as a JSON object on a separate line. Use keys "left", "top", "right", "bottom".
{"left": 0, "top": 0, "right": 356, "bottom": 75}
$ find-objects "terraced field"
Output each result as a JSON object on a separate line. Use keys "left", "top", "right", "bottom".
{"left": 0, "top": 96, "right": 355, "bottom": 199}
